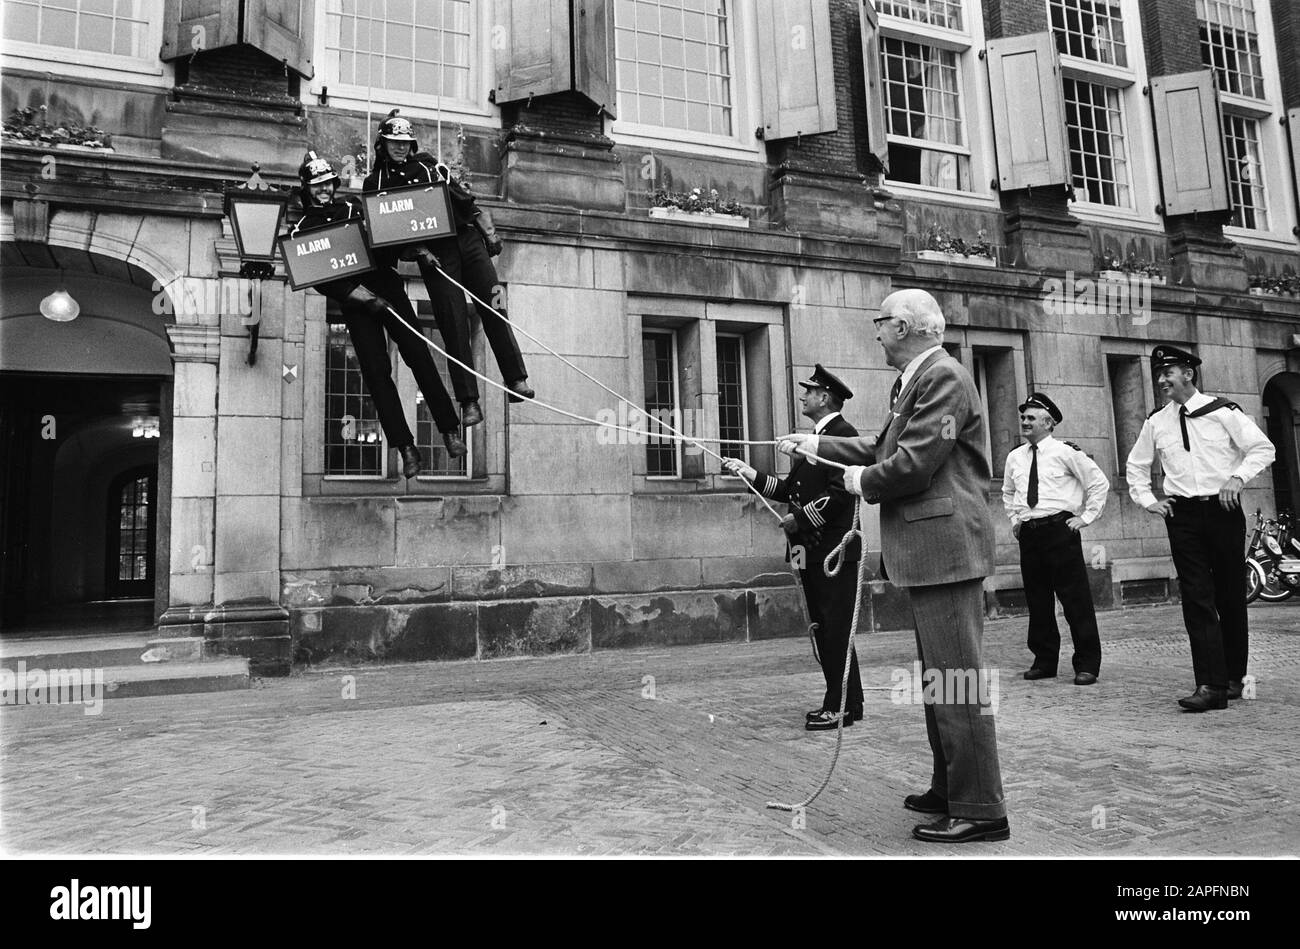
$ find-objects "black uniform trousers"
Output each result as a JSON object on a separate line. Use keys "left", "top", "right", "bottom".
{"left": 317, "top": 269, "right": 461, "bottom": 445}
{"left": 420, "top": 228, "right": 528, "bottom": 404}
{"left": 1164, "top": 498, "right": 1248, "bottom": 687}
{"left": 799, "top": 559, "right": 864, "bottom": 716}
{"left": 1017, "top": 513, "right": 1102, "bottom": 675}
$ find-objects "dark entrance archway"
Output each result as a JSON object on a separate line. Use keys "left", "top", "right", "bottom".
{"left": 1263, "top": 372, "right": 1300, "bottom": 516}
{"left": 1, "top": 254, "right": 173, "bottom": 636}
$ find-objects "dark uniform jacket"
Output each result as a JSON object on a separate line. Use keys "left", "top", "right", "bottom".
{"left": 288, "top": 194, "right": 369, "bottom": 299}
{"left": 754, "top": 413, "right": 862, "bottom": 569}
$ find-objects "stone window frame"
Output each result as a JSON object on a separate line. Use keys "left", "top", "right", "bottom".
{"left": 876, "top": 0, "right": 1000, "bottom": 208}
{"left": 1101, "top": 338, "right": 1180, "bottom": 482}
{"left": 1198, "top": 0, "right": 1296, "bottom": 247}
{"left": 303, "top": 282, "right": 497, "bottom": 499}
{"left": 1, "top": 0, "right": 170, "bottom": 85}
{"left": 942, "top": 328, "right": 1027, "bottom": 479}
{"left": 1048, "top": 0, "right": 1162, "bottom": 228}
{"left": 628, "top": 298, "right": 786, "bottom": 493}
{"left": 608, "top": 0, "right": 764, "bottom": 161}
{"left": 306, "top": 0, "right": 497, "bottom": 129}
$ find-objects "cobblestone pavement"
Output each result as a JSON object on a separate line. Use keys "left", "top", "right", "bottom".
{"left": 2, "top": 602, "right": 1297, "bottom": 856}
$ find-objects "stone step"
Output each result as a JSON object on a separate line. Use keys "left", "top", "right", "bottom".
{"left": 0, "top": 634, "right": 153, "bottom": 672}
{"left": 102, "top": 659, "right": 250, "bottom": 699}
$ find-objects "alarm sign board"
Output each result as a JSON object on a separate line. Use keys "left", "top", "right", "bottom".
{"left": 362, "top": 182, "right": 456, "bottom": 246}
{"left": 277, "top": 220, "right": 375, "bottom": 290}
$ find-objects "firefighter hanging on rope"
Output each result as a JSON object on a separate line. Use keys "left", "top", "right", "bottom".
{"left": 364, "top": 110, "right": 534, "bottom": 429}
{"left": 289, "top": 150, "right": 467, "bottom": 475}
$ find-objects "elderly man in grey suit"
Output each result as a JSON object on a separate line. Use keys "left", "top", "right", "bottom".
{"left": 778, "top": 288, "right": 1008, "bottom": 843}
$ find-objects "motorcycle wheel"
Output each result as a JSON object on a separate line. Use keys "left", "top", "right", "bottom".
{"left": 1255, "top": 561, "right": 1295, "bottom": 602}
{"left": 1246, "top": 562, "right": 1261, "bottom": 604}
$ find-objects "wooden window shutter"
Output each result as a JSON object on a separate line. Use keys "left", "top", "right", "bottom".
{"left": 244, "top": 0, "right": 314, "bottom": 79}
{"left": 494, "top": 0, "right": 573, "bottom": 105}
{"left": 859, "top": 0, "right": 888, "bottom": 172}
{"left": 985, "top": 32, "right": 1070, "bottom": 191}
{"left": 574, "top": 0, "right": 616, "bottom": 118}
{"left": 161, "top": 0, "right": 240, "bottom": 60}
{"left": 756, "top": 0, "right": 837, "bottom": 141}
{"left": 1287, "top": 107, "right": 1300, "bottom": 238}
{"left": 1149, "top": 70, "right": 1230, "bottom": 216}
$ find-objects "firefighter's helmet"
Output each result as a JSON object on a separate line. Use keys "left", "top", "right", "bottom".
{"left": 299, "top": 150, "right": 339, "bottom": 188}
{"left": 377, "top": 109, "right": 417, "bottom": 143}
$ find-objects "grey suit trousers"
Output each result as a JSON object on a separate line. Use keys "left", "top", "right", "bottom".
{"left": 909, "top": 578, "right": 1006, "bottom": 820}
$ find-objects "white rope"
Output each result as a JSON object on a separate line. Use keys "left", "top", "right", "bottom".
{"left": 378, "top": 299, "right": 786, "bottom": 521}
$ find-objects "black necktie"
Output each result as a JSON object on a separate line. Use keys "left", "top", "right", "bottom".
{"left": 1027, "top": 444, "right": 1039, "bottom": 509}
{"left": 889, "top": 377, "right": 902, "bottom": 410}
{"left": 1179, "top": 406, "right": 1190, "bottom": 451}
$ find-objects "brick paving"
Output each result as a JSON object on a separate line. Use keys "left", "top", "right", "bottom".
{"left": 2, "top": 602, "right": 1297, "bottom": 856}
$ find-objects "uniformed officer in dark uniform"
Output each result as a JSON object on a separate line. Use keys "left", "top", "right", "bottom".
{"left": 289, "top": 152, "right": 465, "bottom": 476}
{"left": 1001, "top": 392, "right": 1110, "bottom": 684}
{"left": 723, "top": 365, "right": 863, "bottom": 730}
{"left": 1126, "top": 345, "right": 1275, "bottom": 711}
{"left": 364, "top": 111, "right": 533, "bottom": 426}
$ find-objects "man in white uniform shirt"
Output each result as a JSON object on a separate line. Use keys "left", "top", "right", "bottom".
{"left": 1003, "top": 392, "right": 1110, "bottom": 685}
{"left": 1126, "top": 345, "right": 1275, "bottom": 712}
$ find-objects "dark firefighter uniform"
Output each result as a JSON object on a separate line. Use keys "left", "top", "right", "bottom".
{"left": 745, "top": 367, "right": 863, "bottom": 729}
{"left": 363, "top": 112, "right": 531, "bottom": 422}
{"left": 290, "top": 151, "right": 464, "bottom": 474}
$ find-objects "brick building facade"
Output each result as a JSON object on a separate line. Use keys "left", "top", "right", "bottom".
{"left": 2, "top": 0, "right": 1298, "bottom": 673}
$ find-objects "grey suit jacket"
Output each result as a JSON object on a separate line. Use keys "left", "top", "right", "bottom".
{"left": 817, "top": 350, "right": 995, "bottom": 588}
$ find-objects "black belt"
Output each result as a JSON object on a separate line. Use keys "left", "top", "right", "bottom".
{"left": 1170, "top": 495, "right": 1219, "bottom": 503}
{"left": 1021, "top": 511, "right": 1071, "bottom": 529}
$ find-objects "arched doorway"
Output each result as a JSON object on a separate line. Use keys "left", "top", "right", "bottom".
{"left": 1263, "top": 372, "right": 1300, "bottom": 516}
{"left": 0, "top": 253, "right": 173, "bottom": 636}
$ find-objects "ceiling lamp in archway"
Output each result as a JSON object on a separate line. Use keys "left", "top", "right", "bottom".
{"left": 39, "top": 289, "right": 80, "bottom": 322}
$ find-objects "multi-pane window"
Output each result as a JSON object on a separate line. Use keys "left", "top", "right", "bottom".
{"left": 327, "top": 0, "right": 471, "bottom": 100}
{"left": 1063, "top": 78, "right": 1131, "bottom": 207}
{"left": 1048, "top": 0, "right": 1128, "bottom": 67}
{"left": 1223, "top": 114, "right": 1268, "bottom": 230}
{"left": 325, "top": 322, "right": 386, "bottom": 477}
{"left": 642, "top": 331, "right": 680, "bottom": 477}
{"left": 1197, "top": 0, "right": 1265, "bottom": 99}
{"left": 117, "top": 474, "right": 150, "bottom": 582}
{"left": 716, "top": 335, "right": 747, "bottom": 467}
{"left": 614, "top": 0, "right": 733, "bottom": 136}
{"left": 879, "top": 0, "right": 962, "bottom": 30}
{"left": 415, "top": 378, "right": 470, "bottom": 478}
{"left": 881, "top": 37, "right": 969, "bottom": 191}
{"left": 4, "top": 0, "right": 150, "bottom": 59}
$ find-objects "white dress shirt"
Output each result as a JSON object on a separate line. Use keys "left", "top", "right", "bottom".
{"left": 1126, "top": 390, "right": 1276, "bottom": 508}
{"left": 813, "top": 411, "right": 841, "bottom": 435}
{"left": 897, "top": 344, "right": 945, "bottom": 397}
{"left": 1002, "top": 435, "right": 1110, "bottom": 525}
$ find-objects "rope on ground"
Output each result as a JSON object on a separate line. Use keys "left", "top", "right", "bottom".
{"left": 766, "top": 505, "right": 872, "bottom": 813}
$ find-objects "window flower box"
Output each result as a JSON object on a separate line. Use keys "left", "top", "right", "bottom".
{"left": 915, "top": 248, "right": 995, "bottom": 267}
{"left": 649, "top": 205, "right": 750, "bottom": 228}
{"left": 1099, "top": 269, "right": 1165, "bottom": 285}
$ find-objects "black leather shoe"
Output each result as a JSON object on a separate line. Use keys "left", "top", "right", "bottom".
{"left": 460, "top": 400, "right": 484, "bottom": 427}
{"left": 1023, "top": 667, "right": 1056, "bottom": 680}
{"left": 1178, "top": 685, "right": 1228, "bottom": 712}
{"left": 442, "top": 433, "right": 467, "bottom": 459}
{"left": 903, "top": 790, "right": 948, "bottom": 814}
{"left": 399, "top": 445, "right": 423, "bottom": 478}
{"left": 507, "top": 379, "right": 534, "bottom": 403}
{"left": 1227, "top": 679, "right": 1244, "bottom": 700}
{"left": 805, "top": 709, "right": 854, "bottom": 731}
{"left": 912, "top": 815, "right": 1010, "bottom": 843}
{"left": 806, "top": 708, "right": 862, "bottom": 723}
{"left": 1074, "top": 672, "right": 1098, "bottom": 686}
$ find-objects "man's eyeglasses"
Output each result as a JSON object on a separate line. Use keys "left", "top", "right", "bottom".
{"left": 873, "top": 315, "right": 897, "bottom": 328}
